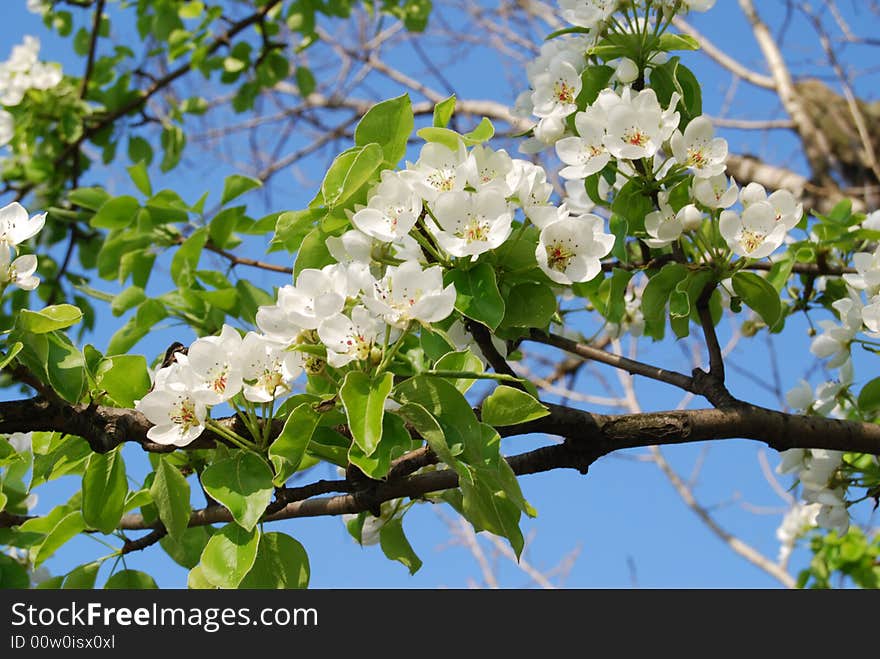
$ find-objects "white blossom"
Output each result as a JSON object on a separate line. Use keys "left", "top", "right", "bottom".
{"left": 739, "top": 182, "right": 802, "bottom": 229}
{"left": 364, "top": 261, "right": 456, "bottom": 327}
{"left": 318, "top": 305, "right": 386, "bottom": 368}
{"left": 0, "top": 109, "right": 12, "bottom": 146}
{"left": 810, "top": 295, "right": 863, "bottom": 368}
{"left": 136, "top": 359, "right": 215, "bottom": 447}
{"left": 0, "top": 249, "right": 38, "bottom": 291}
{"left": 559, "top": 0, "right": 618, "bottom": 29}
{"left": 536, "top": 213, "right": 615, "bottom": 284}
{"left": 532, "top": 58, "right": 582, "bottom": 120}
{"left": 604, "top": 88, "right": 677, "bottom": 161}
{"left": 843, "top": 245, "right": 880, "bottom": 295}
{"left": 462, "top": 145, "right": 514, "bottom": 194}
{"left": 0, "top": 202, "right": 45, "bottom": 249}
{"left": 693, "top": 174, "right": 738, "bottom": 209}
{"left": 670, "top": 116, "right": 728, "bottom": 178}
{"left": 186, "top": 324, "right": 244, "bottom": 404}
{"left": 776, "top": 502, "right": 820, "bottom": 563}
{"left": 240, "top": 332, "right": 303, "bottom": 403}
{"left": 555, "top": 107, "right": 611, "bottom": 180}
{"left": 404, "top": 141, "right": 468, "bottom": 202}
{"left": 719, "top": 201, "right": 787, "bottom": 259}
{"left": 430, "top": 189, "right": 513, "bottom": 260}
{"left": 351, "top": 170, "right": 422, "bottom": 243}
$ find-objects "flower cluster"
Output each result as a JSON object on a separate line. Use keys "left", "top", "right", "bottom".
{"left": 776, "top": 501, "right": 820, "bottom": 564}
{"left": 0, "top": 36, "right": 63, "bottom": 146}
{"left": 777, "top": 448, "right": 849, "bottom": 536}
{"left": 136, "top": 135, "right": 614, "bottom": 446}
{"left": 0, "top": 202, "right": 44, "bottom": 292}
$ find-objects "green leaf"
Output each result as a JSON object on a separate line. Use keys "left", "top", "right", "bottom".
{"left": 463, "top": 117, "right": 495, "bottom": 143}
{"left": 69, "top": 186, "right": 111, "bottom": 211}
{"left": 33, "top": 511, "right": 85, "bottom": 567}
{"left": 170, "top": 227, "right": 208, "bottom": 287}
{"left": 348, "top": 412, "right": 414, "bottom": 480}
{"left": 576, "top": 65, "right": 614, "bottom": 109}
{"left": 354, "top": 94, "right": 414, "bottom": 166}
{"left": 82, "top": 448, "right": 128, "bottom": 534}
{"left": 642, "top": 263, "right": 689, "bottom": 340}
{"left": 481, "top": 385, "right": 549, "bottom": 426}
{"left": 732, "top": 271, "right": 781, "bottom": 327}
{"left": 434, "top": 350, "right": 485, "bottom": 394}
{"left": 150, "top": 458, "right": 191, "bottom": 543}
{"left": 199, "top": 523, "right": 260, "bottom": 589}
{"left": 0, "top": 342, "right": 23, "bottom": 371}
{"left": 201, "top": 453, "right": 274, "bottom": 532}
{"left": 208, "top": 206, "right": 244, "bottom": 250}
{"left": 858, "top": 377, "right": 880, "bottom": 413}
{"left": 127, "top": 162, "right": 152, "bottom": 196}
{"left": 396, "top": 402, "right": 458, "bottom": 467}
{"left": 95, "top": 355, "right": 151, "bottom": 407}
{"left": 221, "top": 174, "right": 262, "bottom": 205}
{"left": 294, "top": 227, "right": 334, "bottom": 276}
{"left": 432, "top": 94, "right": 456, "bottom": 128}
{"left": 0, "top": 554, "right": 31, "bottom": 589}
{"left": 500, "top": 282, "right": 557, "bottom": 329}
{"left": 269, "top": 403, "right": 321, "bottom": 486}
{"left": 650, "top": 56, "right": 701, "bottom": 127}
{"left": 322, "top": 144, "right": 384, "bottom": 209}
{"left": 416, "top": 126, "right": 462, "bottom": 151}
{"left": 657, "top": 33, "right": 701, "bottom": 51}
{"left": 340, "top": 371, "right": 394, "bottom": 456}
{"left": 46, "top": 332, "right": 86, "bottom": 403}
{"left": 105, "top": 569, "right": 158, "bottom": 589}
{"left": 379, "top": 518, "right": 422, "bottom": 575}
{"left": 16, "top": 304, "right": 83, "bottom": 334}
{"left": 110, "top": 285, "right": 146, "bottom": 316}
{"left": 612, "top": 180, "right": 653, "bottom": 233}
{"left": 160, "top": 123, "right": 186, "bottom": 172}
{"left": 161, "top": 525, "right": 214, "bottom": 569}
{"left": 61, "top": 562, "right": 101, "bottom": 589}
{"left": 272, "top": 208, "right": 324, "bottom": 252}
{"left": 445, "top": 263, "right": 505, "bottom": 330}
{"left": 295, "top": 66, "right": 316, "bottom": 96}
{"left": 186, "top": 565, "right": 217, "bottom": 589}
{"left": 239, "top": 532, "right": 310, "bottom": 589}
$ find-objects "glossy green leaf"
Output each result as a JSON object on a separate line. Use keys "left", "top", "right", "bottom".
{"left": 105, "top": 569, "right": 158, "bottom": 589}
{"left": 46, "top": 332, "right": 86, "bottom": 403}
{"left": 322, "top": 143, "right": 384, "bottom": 209}
{"left": 150, "top": 457, "right": 191, "bottom": 543}
{"left": 732, "top": 271, "right": 781, "bottom": 327}
{"left": 348, "top": 412, "right": 414, "bottom": 479}
{"left": 221, "top": 174, "right": 262, "bottom": 205}
{"left": 500, "top": 282, "right": 557, "bottom": 329}
{"left": 858, "top": 377, "right": 880, "bottom": 413}
{"left": 82, "top": 449, "right": 128, "bottom": 534}
{"left": 16, "top": 304, "right": 83, "bottom": 334}
{"left": 201, "top": 453, "right": 274, "bottom": 532}
{"left": 61, "top": 562, "right": 101, "bottom": 589}
{"left": 481, "top": 385, "right": 549, "bottom": 426}
{"left": 642, "top": 263, "right": 688, "bottom": 340}
{"left": 445, "top": 263, "right": 505, "bottom": 330}
{"left": 434, "top": 350, "right": 484, "bottom": 393}
{"left": 0, "top": 553, "right": 30, "bottom": 589}
{"left": 95, "top": 354, "right": 151, "bottom": 407}
{"left": 90, "top": 195, "right": 139, "bottom": 230}
{"left": 170, "top": 227, "right": 207, "bottom": 287}
{"left": 239, "top": 532, "right": 310, "bottom": 589}
{"left": 33, "top": 511, "right": 85, "bottom": 567}
{"left": 354, "top": 94, "right": 414, "bottom": 166}
{"left": 161, "top": 525, "right": 214, "bottom": 569}
{"left": 380, "top": 518, "right": 422, "bottom": 575}
{"left": 340, "top": 371, "right": 394, "bottom": 456}
{"left": 269, "top": 403, "right": 321, "bottom": 486}
{"left": 657, "top": 33, "right": 701, "bottom": 51}
{"left": 199, "top": 523, "right": 260, "bottom": 589}
{"left": 127, "top": 162, "right": 152, "bottom": 196}
{"left": 432, "top": 94, "right": 456, "bottom": 128}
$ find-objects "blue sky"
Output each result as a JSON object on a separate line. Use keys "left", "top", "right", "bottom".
{"left": 1, "top": 0, "right": 878, "bottom": 588}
